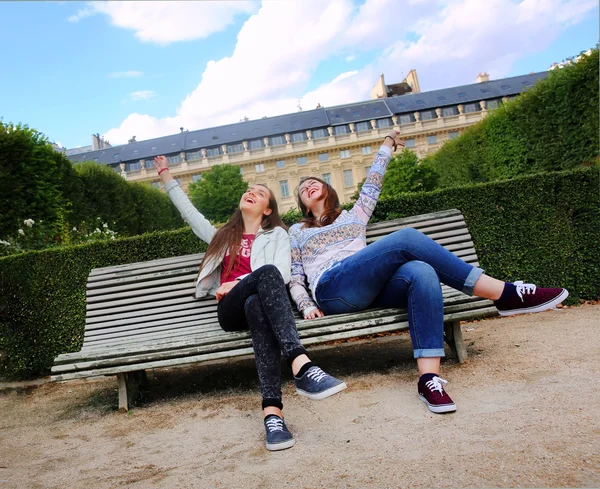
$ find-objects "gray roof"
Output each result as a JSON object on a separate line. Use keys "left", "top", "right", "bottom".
{"left": 68, "top": 71, "right": 548, "bottom": 166}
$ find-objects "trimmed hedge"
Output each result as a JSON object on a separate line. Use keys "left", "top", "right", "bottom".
{"left": 421, "top": 48, "right": 599, "bottom": 187}
{"left": 1, "top": 167, "right": 598, "bottom": 379}
{"left": 0, "top": 228, "right": 206, "bottom": 379}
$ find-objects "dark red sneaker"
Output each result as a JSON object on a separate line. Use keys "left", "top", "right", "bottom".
{"left": 494, "top": 281, "right": 569, "bottom": 317}
{"left": 418, "top": 376, "right": 456, "bottom": 414}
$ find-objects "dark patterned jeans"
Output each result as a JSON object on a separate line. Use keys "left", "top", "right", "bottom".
{"left": 217, "top": 265, "right": 307, "bottom": 410}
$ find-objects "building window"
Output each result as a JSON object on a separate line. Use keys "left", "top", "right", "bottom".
{"left": 355, "top": 121, "right": 370, "bottom": 132}
{"left": 340, "top": 149, "right": 351, "bottom": 159}
{"left": 291, "top": 132, "right": 306, "bottom": 142}
{"left": 168, "top": 155, "right": 182, "bottom": 164}
{"left": 255, "top": 164, "right": 265, "bottom": 173}
{"left": 501, "top": 84, "right": 511, "bottom": 91}
{"left": 449, "top": 131, "right": 459, "bottom": 140}
{"left": 175, "top": 178, "right": 182, "bottom": 185}
{"left": 420, "top": 110, "right": 436, "bottom": 121}
{"left": 416, "top": 100, "right": 425, "bottom": 105}
{"left": 322, "top": 173, "right": 332, "bottom": 185}
{"left": 364, "top": 165, "right": 371, "bottom": 176}
{"left": 280, "top": 180, "right": 290, "bottom": 198}
{"left": 151, "top": 181, "right": 161, "bottom": 189}
{"left": 487, "top": 99, "right": 500, "bottom": 110}
{"left": 334, "top": 125, "right": 349, "bottom": 135}
{"left": 464, "top": 103, "right": 479, "bottom": 113}
{"left": 427, "top": 135, "right": 437, "bottom": 145}
{"left": 312, "top": 128, "right": 328, "bottom": 139}
{"left": 206, "top": 147, "right": 221, "bottom": 157}
{"left": 275, "top": 159, "right": 286, "bottom": 169}
{"left": 192, "top": 173, "right": 203, "bottom": 182}
{"left": 377, "top": 118, "right": 392, "bottom": 128}
{"left": 374, "top": 107, "right": 381, "bottom": 114}
{"left": 343, "top": 169, "right": 354, "bottom": 187}
{"left": 318, "top": 153, "right": 329, "bottom": 162}
{"left": 144, "top": 159, "right": 155, "bottom": 169}
{"left": 239, "top": 167, "right": 244, "bottom": 175}
{"left": 458, "top": 92, "right": 467, "bottom": 100}
{"left": 269, "top": 135, "right": 286, "bottom": 146}
{"left": 361, "top": 146, "right": 372, "bottom": 155}
{"left": 399, "top": 114, "right": 414, "bottom": 124}
{"left": 297, "top": 156, "right": 307, "bottom": 166}
{"left": 442, "top": 106, "right": 458, "bottom": 117}
{"left": 405, "top": 138, "right": 416, "bottom": 148}
{"left": 227, "top": 143, "right": 244, "bottom": 154}
{"left": 186, "top": 151, "right": 202, "bottom": 161}
{"left": 127, "top": 162, "right": 141, "bottom": 171}
{"left": 249, "top": 139, "right": 265, "bottom": 150}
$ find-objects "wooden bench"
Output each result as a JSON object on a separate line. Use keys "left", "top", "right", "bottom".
{"left": 52, "top": 209, "right": 498, "bottom": 411}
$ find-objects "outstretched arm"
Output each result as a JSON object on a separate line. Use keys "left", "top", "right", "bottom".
{"left": 351, "top": 131, "right": 404, "bottom": 224}
{"left": 154, "top": 156, "right": 216, "bottom": 244}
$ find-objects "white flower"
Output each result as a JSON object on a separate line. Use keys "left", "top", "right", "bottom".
{"left": 23, "top": 219, "right": 35, "bottom": 227}
{"left": 95, "top": 228, "right": 101, "bottom": 233}
{"left": 18, "top": 229, "right": 25, "bottom": 236}
{"left": 72, "top": 227, "right": 77, "bottom": 231}
{"left": 0, "top": 239, "right": 11, "bottom": 246}
{"left": 102, "top": 223, "right": 108, "bottom": 228}
{"left": 110, "top": 235, "right": 116, "bottom": 240}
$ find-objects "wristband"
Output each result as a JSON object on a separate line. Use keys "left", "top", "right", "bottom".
{"left": 384, "top": 135, "right": 397, "bottom": 151}
{"left": 158, "top": 168, "right": 169, "bottom": 175}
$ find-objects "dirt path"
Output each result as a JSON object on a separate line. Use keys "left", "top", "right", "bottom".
{"left": 1, "top": 304, "right": 599, "bottom": 488}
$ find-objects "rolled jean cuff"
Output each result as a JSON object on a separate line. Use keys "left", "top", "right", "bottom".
{"left": 286, "top": 347, "right": 308, "bottom": 364}
{"left": 413, "top": 348, "right": 446, "bottom": 359}
{"left": 262, "top": 398, "right": 283, "bottom": 410}
{"left": 462, "top": 266, "right": 484, "bottom": 296}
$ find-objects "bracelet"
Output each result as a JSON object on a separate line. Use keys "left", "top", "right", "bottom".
{"left": 384, "top": 135, "right": 397, "bottom": 151}
{"left": 158, "top": 168, "right": 169, "bottom": 175}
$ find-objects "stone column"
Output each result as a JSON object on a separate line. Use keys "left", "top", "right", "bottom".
{"left": 435, "top": 108, "right": 442, "bottom": 118}
{"left": 306, "top": 129, "right": 312, "bottom": 140}
{"left": 221, "top": 144, "right": 227, "bottom": 154}
{"left": 414, "top": 112, "right": 421, "bottom": 122}
{"left": 457, "top": 104, "right": 464, "bottom": 115}
{"left": 370, "top": 119, "right": 377, "bottom": 130}
{"left": 263, "top": 137, "right": 270, "bottom": 147}
{"left": 480, "top": 100, "right": 487, "bottom": 111}
{"left": 243, "top": 141, "right": 249, "bottom": 150}
{"left": 392, "top": 115, "right": 399, "bottom": 126}
{"left": 348, "top": 123, "right": 355, "bottom": 133}
{"left": 328, "top": 127, "right": 334, "bottom": 137}
{"left": 201, "top": 148, "right": 207, "bottom": 158}
{"left": 285, "top": 133, "right": 291, "bottom": 144}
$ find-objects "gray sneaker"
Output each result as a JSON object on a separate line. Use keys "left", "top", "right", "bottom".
{"left": 295, "top": 366, "right": 347, "bottom": 400}
{"left": 264, "top": 416, "right": 295, "bottom": 451}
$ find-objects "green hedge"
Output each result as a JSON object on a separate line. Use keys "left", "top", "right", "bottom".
{"left": 0, "top": 228, "right": 206, "bottom": 379}
{"left": 1, "top": 167, "right": 598, "bottom": 379}
{"left": 421, "top": 48, "right": 599, "bottom": 187}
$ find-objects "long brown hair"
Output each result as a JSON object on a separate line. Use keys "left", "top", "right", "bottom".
{"left": 199, "top": 184, "right": 286, "bottom": 277}
{"left": 295, "top": 176, "right": 342, "bottom": 228}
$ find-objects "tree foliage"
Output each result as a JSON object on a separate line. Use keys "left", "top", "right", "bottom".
{"left": 188, "top": 165, "right": 248, "bottom": 223}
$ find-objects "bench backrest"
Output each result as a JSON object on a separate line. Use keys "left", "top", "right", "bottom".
{"left": 82, "top": 209, "right": 478, "bottom": 353}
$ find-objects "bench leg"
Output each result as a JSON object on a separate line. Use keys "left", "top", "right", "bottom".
{"left": 444, "top": 320, "right": 468, "bottom": 364}
{"left": 116, "top": 370, "right": 148, "bottom": 412}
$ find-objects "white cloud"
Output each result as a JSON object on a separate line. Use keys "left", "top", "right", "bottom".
{"left": 109, "top": 70, "right": 143, "bottom": 79}
{"left": 101, "top": 0, "right": 597, "bottom": 145}
{"left": 345, "top": 55, "right": 356, "bottom": 62}
{"left": 129, "top": 90, "right": 156, "bottom": 101}
{"left": 70, "top": 1, "right": 258, "bottom": 44}
{"left": 67, "top": 6, "right": 95, "bottom": 23}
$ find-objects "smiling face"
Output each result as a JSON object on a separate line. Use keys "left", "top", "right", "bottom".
{"left": 239, "top": 184, "right": 273, "bottom": 217}
{"left": 298, "top": 178, "right": 325, "bottom": 207}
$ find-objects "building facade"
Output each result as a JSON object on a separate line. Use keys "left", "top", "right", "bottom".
{"left": 68, "top": 71, "right": 547, "bottom": 212}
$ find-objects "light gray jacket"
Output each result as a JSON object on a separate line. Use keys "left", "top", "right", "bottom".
{"left": 164, "top": 179, "right": 291, "bottom": 299}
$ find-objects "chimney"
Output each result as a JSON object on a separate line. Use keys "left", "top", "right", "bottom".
{"left": 476, "top": 72, "right": 489, "bottom": 83}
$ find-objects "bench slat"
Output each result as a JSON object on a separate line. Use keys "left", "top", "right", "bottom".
{"left": 89, "top": 253, "right": 205, "bottom": 276}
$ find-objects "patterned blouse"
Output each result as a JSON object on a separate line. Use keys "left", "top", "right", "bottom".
{"left": 289, "top": 145, "right": 393, "bottom": 313}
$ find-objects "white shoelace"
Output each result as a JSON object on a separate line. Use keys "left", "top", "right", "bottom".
{"left": 265, "top": 417, "right": 284, "bottom": 433}
{"left": 306, "top": 366, "right": 327, "bottom": 383}
{"left": 514, "top": 280, "right": 537, "bottom": 302}
{"left": 425, "top": 376, "right": 448, "bottom": 395}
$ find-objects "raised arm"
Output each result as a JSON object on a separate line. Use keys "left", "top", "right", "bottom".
{"left": 154, "top": 156, "right": 216, "bottom": 244}
{"left": 351, "top": 131, "right": 403, "bottom": 224}
{"left": 288, "top": 226, "right": 319, "bottom": 317}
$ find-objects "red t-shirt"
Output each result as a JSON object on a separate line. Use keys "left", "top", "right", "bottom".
{"left": 220, "top": 234, "right": 256, "bottom": 284}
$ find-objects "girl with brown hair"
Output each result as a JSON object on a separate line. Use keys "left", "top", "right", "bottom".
{"left": 289, "top": 131, "right": 567, "bottom": 414}
{"left": 154, "top": 156, "right": 345, "bottom": 451}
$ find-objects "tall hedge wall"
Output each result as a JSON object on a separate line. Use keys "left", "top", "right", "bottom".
{"left": 1, "top": 167, "right": 598, "bottom": 379}
{"left": 421, "top": 48, "right": 599, "bottom": 187}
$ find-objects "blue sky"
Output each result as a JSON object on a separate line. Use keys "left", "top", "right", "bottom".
{"left": 0, "top": 1, "right": 597, "bottom": 149}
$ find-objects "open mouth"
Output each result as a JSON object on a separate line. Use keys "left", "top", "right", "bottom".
{"left": 308, "top": 189, "right": 316, "bottom": 198}
{"left": 244, "top": 196, "right": 256, "bottom": 204}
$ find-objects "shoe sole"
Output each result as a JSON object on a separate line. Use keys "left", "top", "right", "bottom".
{"left": 296, "top": 381, "right": 347, "bottom": 400}
{"left": 266, "top": 438, "right": 296, "bottom": 451}
{"left": 419, "top": 394, "right": 457, "bottom": 414}
{"left": 497, "top": 289, "right": 569, "bottom": 317}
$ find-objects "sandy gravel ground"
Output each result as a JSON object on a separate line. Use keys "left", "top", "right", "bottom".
{"left": 1, "top": 304, "right": 599, "bottom": 488}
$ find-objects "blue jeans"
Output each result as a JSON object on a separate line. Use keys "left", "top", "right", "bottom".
{"left": 314, "top": 228, "right": 484, "bottom": 358}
